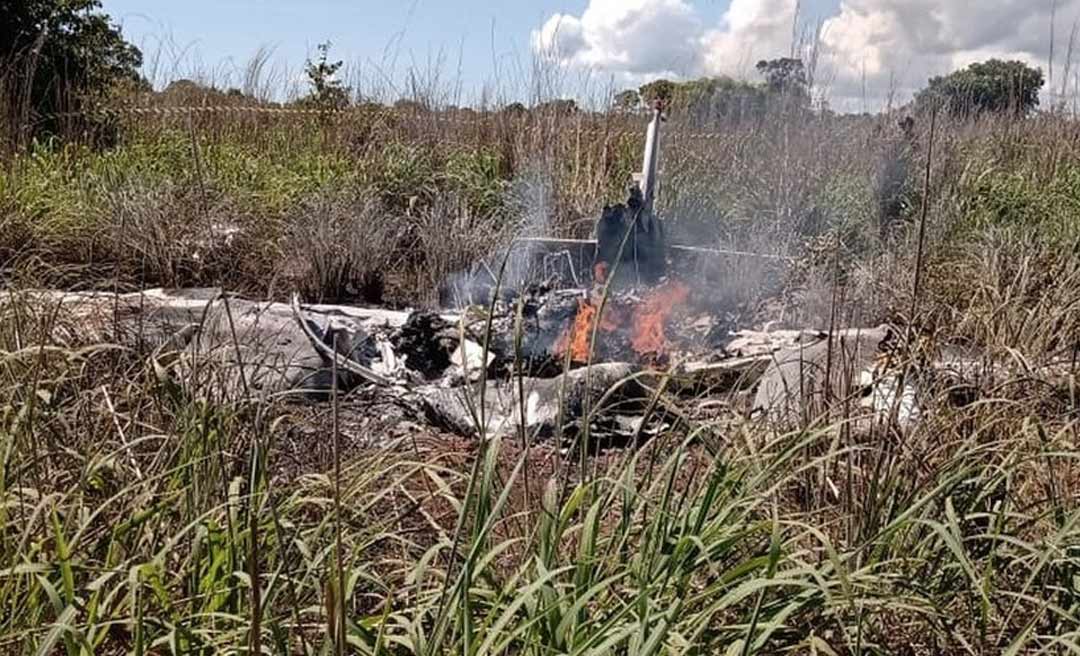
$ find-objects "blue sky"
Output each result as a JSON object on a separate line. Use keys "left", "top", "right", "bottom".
{"left": 102, "top": 1, "right": 839, "bottom": 98}
{"left": 100, "top": 0, "right": 1064, "bottom": 110}
{"left": 104, "top": 1, "right": 578, "bottom": 83}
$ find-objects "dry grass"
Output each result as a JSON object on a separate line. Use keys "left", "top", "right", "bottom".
{"left": 278, "top": 189, "right": 401, "bottom": 303}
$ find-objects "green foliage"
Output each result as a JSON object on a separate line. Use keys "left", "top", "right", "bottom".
{"left": 158, "top": 79, "right": 258, "bottom": 106}
{"left": 1, "top": 0, "right": 143, "bottom": 138}
{"left": 1, "top": 142, "right": 113, "bottom": 237}
{"left": 444, "top": 147, "right": 506, "bottom": 217}
{"left": 755, "top": 57, "right": 808, "bottom": 97}
{"left": 916, "top": 59, "right": 1045, "bottom": 117}
{"left": 962, "top": 165, "right": 1080, "bottom": 245}
{"left": 674, "top": 76, "right": 769, "bottom": 121}
{"left": 639, "top": 79, "right": 676, "bottom": 106}
{"left": 296, "top": 41, "right": 349, "bottom": 111}
{"left": 629, "top": 57, "right": 807, "bottom": 123}
{"left": 532, "top": 98, "right": 578, "bottom": 115}
{"left": 807, "top": 172, "right": 882, "bottom": 257}
{"left": 613, "top": 89, "right": 641, "bottom": 112}
{"left": 608, "top": 133, "right": 646, "bottom": 201}
{"left": 363, "top": 141, "right": 438, "bottom": 210}
{"left": 4, "top": 133, "right": 361, "bottom": 225}
{"left": 634, "top": 74, "right": 798, "bottom": 122}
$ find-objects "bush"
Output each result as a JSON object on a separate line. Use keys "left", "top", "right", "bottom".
{"left": 2, "top": 0, "right": 144, "bottom": 147}
{"left": 280, "top": 189, "right": 400, "bottom": 303}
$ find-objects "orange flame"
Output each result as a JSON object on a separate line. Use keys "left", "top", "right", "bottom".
{"left": 554, "top": 297, "right": 620, "bottom": 363}
{"left": 630, "top": 280, "right": 690, "bottom": 360}
{"left": 554, "top": 278, "right": 691, "bottom": 364}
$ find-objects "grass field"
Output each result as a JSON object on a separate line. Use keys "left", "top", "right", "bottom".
{"left": 2, "top": 87, "right": 1080, "bottom": 653}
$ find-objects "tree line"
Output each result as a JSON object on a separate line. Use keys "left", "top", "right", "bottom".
{"left": 613, "top": 57, "right": 1045, "bottom": 120}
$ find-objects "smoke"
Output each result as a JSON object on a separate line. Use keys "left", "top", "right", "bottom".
{"left": 502, "top": 165, "right": 554, "bottom": 289}
{"left": 439, "top": 166, "right": 554, "bottom": 307}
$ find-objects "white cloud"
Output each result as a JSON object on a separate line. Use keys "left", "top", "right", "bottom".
{"left": 818, "top": 0, "right": 1075, "bottom": 109}
{"left": 532, "top": 13, "right": 587, "bottom": 61}
{"left": 533, "top": 0, "right": 1077, "bottom": 110}
{"left": 701, "top": 0, "right": 800, "bottom": 79}
{"left": 531, "top": 0, "right": 706, "bottom": 78}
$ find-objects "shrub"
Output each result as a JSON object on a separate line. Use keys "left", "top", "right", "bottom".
{"left": 280, "top": 189, "right": 400, "bottom": 303}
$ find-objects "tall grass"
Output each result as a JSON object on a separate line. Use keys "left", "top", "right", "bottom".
{"left": 7, "top": 104, "right": 1080, "bottom": 306}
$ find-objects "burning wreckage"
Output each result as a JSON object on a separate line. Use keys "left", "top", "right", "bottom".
{"left": 19, "top": 105, "right": 947, "bottom": 446}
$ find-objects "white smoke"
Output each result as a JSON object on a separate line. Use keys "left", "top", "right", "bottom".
{"left": 439, "top": 166, "right": 554, "bottom": 307}
{"left": 502, "top": 166, "right": 553, "bottom": 290}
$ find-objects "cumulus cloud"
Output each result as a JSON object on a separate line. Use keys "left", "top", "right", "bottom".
{"left": 532, "top": 0, "right": 1075, "bottom": 110}
{"left": 701, "top": 0, "right": 801, "bottom": 79}
{"left": 819, "top": 0, "right": 1078, "bottom": 109}
{"left": 531, "top": 0, "right": 706, "bottom": 78}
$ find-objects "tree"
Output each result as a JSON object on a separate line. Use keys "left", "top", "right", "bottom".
{"left": 533, "top": 98, "right": 578, "bottom": 115}
{"left": 638, "top": 79, "right": 676, "bottom": 106}
{"left": 629, "top": 62, "right": 816, "bottom": 125}
{"left": 393, "top": 98, "right": 426, "bottom": 114}
{"left": 630, "top": 75, "right": 771, "bottom": 123}
{"left": 755, "top": 58, "right": 808, "bottom": 97}
{"left": 613, "top": 88, "right": 641, "bottom": 112}
{"left": 679, "top": 77, "right": 768, "bottom": 122}
{"left": 915, "top": 59, "right": 1044, "bottom": 117}
{"left": 670, "top": 77, "right": 722, "bottom": 108}
{"left": 1, "top": 0, "right": 143, "bottom": 141}
{"left": 298, "top": 41, "right": 348, "bottom": 110}
{"left": 502, "top": 102, "right": 527, "bottom": 117}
